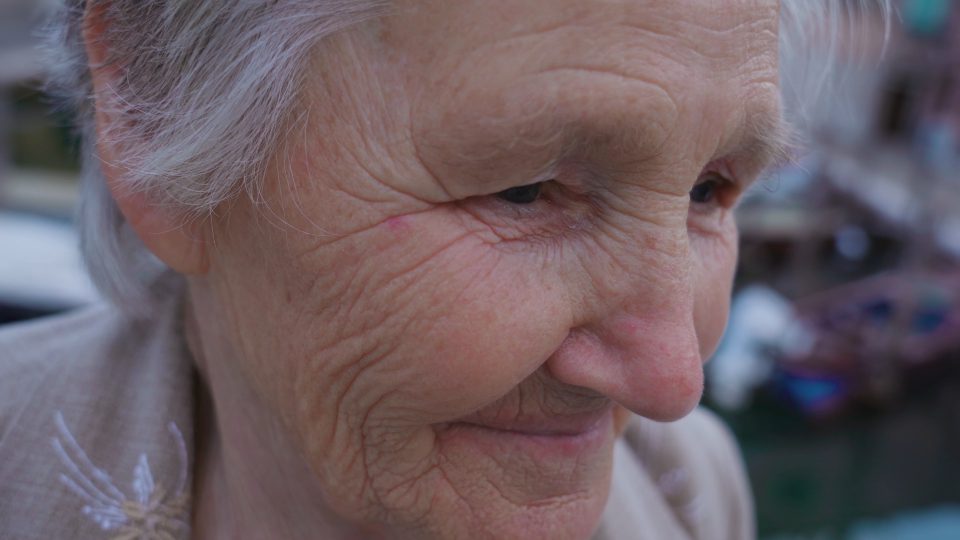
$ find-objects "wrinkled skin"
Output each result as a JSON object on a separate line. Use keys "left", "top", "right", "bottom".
{"left": 188, "top": 0, "right": 782, "bottom": 538}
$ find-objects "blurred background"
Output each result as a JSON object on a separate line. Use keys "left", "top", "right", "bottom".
{"left": 0, "top": 1, "right": 958, "bottom": 539}
{"left": 0, "top": 0, "right": 97, "bottom": 322}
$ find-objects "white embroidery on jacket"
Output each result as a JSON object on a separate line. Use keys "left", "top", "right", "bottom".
{"left": 51, "top": 411, "right": 190, "bottom": 539}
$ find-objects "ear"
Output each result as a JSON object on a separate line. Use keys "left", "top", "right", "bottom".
{"left": 82, "top": 4, "right": 208, "bottom": 275}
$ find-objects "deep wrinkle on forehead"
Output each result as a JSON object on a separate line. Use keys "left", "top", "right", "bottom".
{"left": 391, "top": 0, "right": 786, "bottom": 198}
{"left": 384, "top": 0, "right": 780, "bottom": 62}
{"left": 413, "top": 76, "right": 789, "bottom": 202}
{"left": 430, "top": 89, "right": 791, "bottom": 189}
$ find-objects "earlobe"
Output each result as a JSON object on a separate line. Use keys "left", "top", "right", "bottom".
{"left": 83, "top": 3, "right": 209, "bottom": 276}
{"left": 102, "top": 161, "right": 211, "bottom": 276}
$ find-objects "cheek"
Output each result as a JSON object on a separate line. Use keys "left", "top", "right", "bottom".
{"left": 283, "top": 206, "right": 574, "bottom": 429}
{"left": 368, "top": 223, "right": 574, "bottom": 423}
{"left": 691, "top": 217, "right": 738, "bottom": 359}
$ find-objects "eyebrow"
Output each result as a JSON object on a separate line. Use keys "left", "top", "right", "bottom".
{"left": 735, "top": 108, "right": 796, "bottom": 177}
{"left": 424, "top": 94, "right": 796, "bottom": 197}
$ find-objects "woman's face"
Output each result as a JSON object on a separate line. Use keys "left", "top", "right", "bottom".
{"left": 199, "top": 0, "right": 781, "bottom": 536}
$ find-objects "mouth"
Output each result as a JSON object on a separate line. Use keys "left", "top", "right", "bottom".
{"left": 452, "top": 405, "right": 614, "bottom": 437}
{"left": 437, "top": 404, "right": 616, "bottom": 460}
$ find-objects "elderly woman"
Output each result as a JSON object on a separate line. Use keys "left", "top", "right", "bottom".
{"left": 0, "top": 1, "right": 886, "bottom": 538}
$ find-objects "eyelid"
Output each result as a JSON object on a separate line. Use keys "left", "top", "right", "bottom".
{"left": 708, "top": 156, "right": 773, "bottom": 195}
{"left": 699, "top": 159, "right": 748, "bottom": 197}
{"left": 526, "top": 164, "right": 564, "bottom": 190}
{"left": 691, "top": 161, "right": 748, "bottom": 212}
{"left": 702, "top": 159, "right": 737, "bottom": 183}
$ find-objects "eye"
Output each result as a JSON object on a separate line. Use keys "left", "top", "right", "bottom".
{"left": 689, "top": 175, "right": 724, "bottom": 204}
{"left": 496, "top": 183, "right": 543, "bottom": 204}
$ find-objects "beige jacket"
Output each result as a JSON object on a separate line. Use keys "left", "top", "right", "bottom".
{"left": 0, "top": 298, "right": 754, "bottom": 540}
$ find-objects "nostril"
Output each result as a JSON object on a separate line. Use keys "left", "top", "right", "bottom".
{"left": 545, "top": 321, "right": 705, "bottom": 423}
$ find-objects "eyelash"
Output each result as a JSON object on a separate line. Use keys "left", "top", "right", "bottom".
{"left": 463, "top": 169, "right": 739, "bottom": 247}
{"left": 497, "top": 183, "right": 543, "bottom": 204}
{"left": 689, "top": 172, "right": 736, "bottom": 208}
{"left": 495, "top": 171, "right": 736, "bottom": 208}
{"left": 455, "top": 179, "right": 595, "bottom": 244}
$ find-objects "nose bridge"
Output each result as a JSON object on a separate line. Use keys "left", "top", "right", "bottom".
{"left": 584, "top": 216, "right": 695, "bottom": 327}
{"left": 596, "top": 228, "right": 700, "bottom": 366}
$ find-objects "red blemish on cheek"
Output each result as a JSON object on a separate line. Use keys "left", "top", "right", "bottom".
{"left": 615, "top": 318, "right": 642, "bottom": 336}
{"left": 384, "top": 216, "right": 410, "bottom": 233}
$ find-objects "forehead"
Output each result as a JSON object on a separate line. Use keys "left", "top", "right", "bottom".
{"left": 387, "top": 0, "right": 777, "bottom": 46}
{"left": 382, "top": 0, "right": 780, "bottom": 81}
{"left": 376, "top": 0, "right": 782, "bottom": 186}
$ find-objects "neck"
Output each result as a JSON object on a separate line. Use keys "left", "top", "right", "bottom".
{"left": 184, "top": 293, "right": 369, "bottom": 540}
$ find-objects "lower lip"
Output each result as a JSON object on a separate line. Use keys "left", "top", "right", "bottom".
{"left": 439, "top": 412, "right": 613, "bottom": 460}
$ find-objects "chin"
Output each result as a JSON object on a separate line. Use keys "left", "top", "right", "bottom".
{"left": 422, "top": 482, "right": 611, "bottom": 540}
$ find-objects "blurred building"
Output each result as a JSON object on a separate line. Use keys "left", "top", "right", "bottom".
{"left": 710, "top": 1, "right": 960, "bottom": 538}
{"left": 0, "top": 0, "right": 97, "bottom": 321}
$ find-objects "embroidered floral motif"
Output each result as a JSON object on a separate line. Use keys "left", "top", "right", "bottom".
{"left": 51, "top": 411, "right": 190, "bottom": 540}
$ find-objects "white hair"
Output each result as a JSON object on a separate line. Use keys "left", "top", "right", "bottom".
{"left": 43, "top": 0, "right": 891, "bottom": 312}
{"left": 779, "top": 0, "right": 894, "bottom": 133}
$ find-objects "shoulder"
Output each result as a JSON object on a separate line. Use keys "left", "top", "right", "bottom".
{"left": 651, "top": 407, "right": 749, "bottom": 483}
{"left": 0, "top": 303, "right": 123, "bottom": 368}
{"left": 601, "top": 408, "right": 755, "bottom": 540}
{"left": 0, "top": 300, "right": 195, "bottom": 539}
{"left": 0, "top": 273, "right": 190, "bottom": 386}
{"left": 0, "top": 296, "right": 194, "bottom": 446}
{"left": 0, "top": 303, "right": 172, "bottom": 430}
{"left": 0, "top": 305, "right": 119, "bottom": 429}
{"left": 0, "top": 304, "right": 117, "bottom": 352}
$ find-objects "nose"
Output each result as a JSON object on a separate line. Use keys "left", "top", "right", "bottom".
{"left": 545, "top": 251, "right": 704, "bottom": 422}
